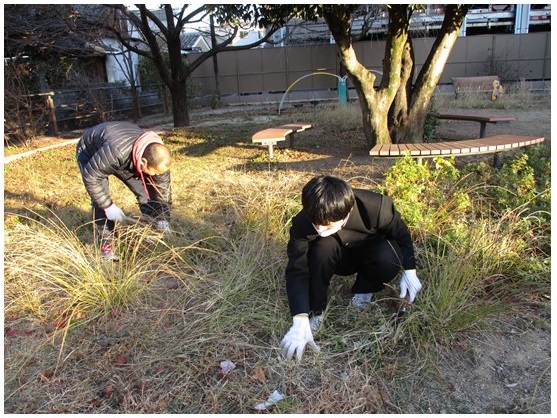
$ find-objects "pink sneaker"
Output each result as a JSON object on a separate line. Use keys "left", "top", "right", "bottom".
{"left": 100, "top": 243, "right": 119, "bottom": 261}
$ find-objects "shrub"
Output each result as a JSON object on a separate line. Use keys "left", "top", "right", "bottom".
{"left": 375, "top": 150, "right": 550, "bottom": 351}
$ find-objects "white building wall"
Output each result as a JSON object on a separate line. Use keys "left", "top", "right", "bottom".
{"left": 231, "top": 30, "right": 265, "bottom": 47}
{"left": 102, "top": 38, "right": 139, "bottom": 86}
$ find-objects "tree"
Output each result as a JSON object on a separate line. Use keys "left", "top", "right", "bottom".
{"left": 4, "top": 5, "right": 112, "bottom": 139}
{"left": 98, "top": 4, "right": 296, "bottom": 127}
{"left": 4, "top": 4, "right": 107, "bottom": 61}
{"left": 258, "top": 4, "right": 469, "bottom": 146}
{"left": 321, "top": 4, "right": 470, "bottom": 146}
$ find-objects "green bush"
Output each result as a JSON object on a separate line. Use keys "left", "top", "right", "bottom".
{"left": 377, "top": 155, "right": 471, "bottom": 238}
{"left": 375, "top": 151, "right": 550, "bottom": 350}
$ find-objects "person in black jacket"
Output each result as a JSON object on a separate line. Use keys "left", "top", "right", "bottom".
{"left": 280, "top": 175, "right": 422, "bottom": 360}
{"left": 76, "top": 121, "right": 172, "bottom": 260}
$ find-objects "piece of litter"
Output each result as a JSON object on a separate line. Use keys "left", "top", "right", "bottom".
{"left": 505, "top": 383, "right": 518, "bottom": 388}
{"left": 219, "top": 360, "right": 236, "bottom": 375}
{"left": 218, "top": 360, "right": 236, "bottom": 380}
{"left": 254, "top": 390, "right": 285, "bottom": 410}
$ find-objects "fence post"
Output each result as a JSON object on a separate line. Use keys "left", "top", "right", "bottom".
{"left": 46, "top": 92, "right": 58, "bottom": 136}
{"left": 337, "top": 77, "right": 347, "bottom": 107}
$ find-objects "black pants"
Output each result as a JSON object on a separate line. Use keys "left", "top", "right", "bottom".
{"left": 307, "top": 235, "right": 404, "bottom": 314}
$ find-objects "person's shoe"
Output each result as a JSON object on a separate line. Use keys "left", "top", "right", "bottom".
{"left": 309, "top": 314, "right": 323, "bottom": 333}
{"left": 100, "top": 243, "right": 119, "bottom": 262}
{"left": 350, "top": 293, "right": 374, "bottom": 309}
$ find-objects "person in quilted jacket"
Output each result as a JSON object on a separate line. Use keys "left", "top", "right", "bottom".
{"left": 76, "top": 121, "right": 172, "bottom": 260}
{"left": 280, "top": 175, "right": 422, "bottom": 361}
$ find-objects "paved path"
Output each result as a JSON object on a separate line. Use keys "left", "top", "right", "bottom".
{"left": 4, "top": 138, "right": 80, "bottom": 164}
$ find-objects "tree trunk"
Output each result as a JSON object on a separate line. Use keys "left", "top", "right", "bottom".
{"left": 170, "top": 79, "right": 190, "bottom": 127}
{"left": 130, "top": 85, "right": 141, "bottom": 122}
{"left": 323, "top": 5, "right": 467, "bottom": 147}
{"left": 128, "top": 65, "right": 142, "bottom": 121}
{"left": 324, "top": 5, "right": 409, "bottom": 147}
{"left": 388, "top": 37, "right": 414, "bottom": 143}
{"left": 392, "top": 5, "right": 469, "bottom": 143}
{"left": 210, "top": 13, "right": 221, "bottom": 109}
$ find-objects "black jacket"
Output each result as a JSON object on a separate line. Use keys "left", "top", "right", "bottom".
{"left": 76, "top": 121, "right": 171, "bottom": 209}
{"left": 285, "top": 188, "right": 416, "bottom": 314}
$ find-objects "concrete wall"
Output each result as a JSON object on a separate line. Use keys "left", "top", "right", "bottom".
{"left": 186, "top": 32, "right": 550, "bottom": 105}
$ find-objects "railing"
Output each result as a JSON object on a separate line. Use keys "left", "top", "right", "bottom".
{"left": 4, "top": 84, "right": 167, "bottom": 142}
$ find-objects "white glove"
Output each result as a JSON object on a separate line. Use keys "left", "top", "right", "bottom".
{"left": 104, "top": 203, "right": 125, "bottom": 222}
{"left": 399, "top": 269, "right": 422, "bottom": 303}
{"left": 280, "top": 314, "right": 320, "bottom": 361}
{"left": 156, "top": 220, "right": 171, "bottom": 234}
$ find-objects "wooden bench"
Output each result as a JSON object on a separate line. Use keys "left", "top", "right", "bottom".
{"left": 252, "top": 123, "right": 313, "bottom": 158}
{"left": 451, "top": 76, "right": 502, "bottom": 99}
{"left": 369, "top": 134, "right": 545, "bottom": 168}
{"left": 435, "top": 112, "right": 516, "bottom": 138}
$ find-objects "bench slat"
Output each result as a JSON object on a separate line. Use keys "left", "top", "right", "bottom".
{"left": 370, "top": 135, "right": 545, "bottom": 160}
{"left": 436, "top": 113, "right": 516, "bottom": 124}
{"left": 251, "top": 123, "right": 313, "bottom": 158}
{"left": 421, "top": 142, "right": 443, "bottom": 155}
{"left": 410, "top": 143, "right": 433, "bottom": 155}
{"left": 388, "top": 144, "right": 404, "bottom": 156}
{"left": 397, "top": 144, "right": 423, "bottom": 156}
{"left": 451, "top": 140, "right": 481, "bottom": 153}
{"left": 379, "top": 145, "right": 391, "bottom": 156}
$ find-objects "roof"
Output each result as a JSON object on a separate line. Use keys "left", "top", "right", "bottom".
{"left": 180, "top": 32, "right": 210, "bottom": 52}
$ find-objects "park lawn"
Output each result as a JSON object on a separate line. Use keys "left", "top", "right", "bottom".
{"left": 3, "top": 97, "right": 551, "bottom": 413}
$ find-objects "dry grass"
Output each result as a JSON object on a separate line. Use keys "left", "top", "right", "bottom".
{"left": 3, "top": 95, "right": 551, "bottom": 413}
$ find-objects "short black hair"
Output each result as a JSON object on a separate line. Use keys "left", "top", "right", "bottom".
{"left": 143, "top": 143, "right": 171, "bottom": 166}
{"left": 301, "top": 175, "right": 355, "bottom": 225}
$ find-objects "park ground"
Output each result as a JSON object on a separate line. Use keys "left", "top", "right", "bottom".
{"left": 3, "top": 98, "right": 551, "bottom": 413}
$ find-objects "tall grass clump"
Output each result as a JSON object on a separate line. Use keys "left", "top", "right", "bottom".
{"left": 309, "top": 102, "right": 361, "bottom": 133}
{"left": 407, "top": 208, "right": 544, "bottom": 345}
{"left": 208, "top": 172, "right": 304, "bottom": 244}
{"left": 4, "top": 211, "right": 198, "bottom": 332}
{"left": 200, "top": 174, "right": 304, "bottom": 335}
{"left": 377, "top": 151, "right": 550, "bottom": 352}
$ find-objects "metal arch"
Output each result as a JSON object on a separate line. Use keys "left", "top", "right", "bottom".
{"left": 277, "top": 70, "right": 383, "bottom": 115}
{"left": 278, "top": 72, "right": 347, "bottom": 115}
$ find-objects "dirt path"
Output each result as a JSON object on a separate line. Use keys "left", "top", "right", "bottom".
{"left": 5, "top": 105, "right": 550, "bottom": 165}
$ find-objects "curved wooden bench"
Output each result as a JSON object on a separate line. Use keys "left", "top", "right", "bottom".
{"left": 370, "top": 134, "right": 545, "bottom": 168}
{"left": 435, "top": 112, "right": 516, "bottom": 138}
{"left": 252, "top": 123, "right": 312, "bottom": 158}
